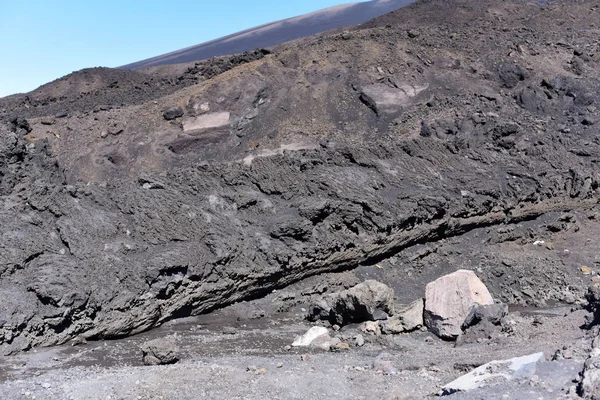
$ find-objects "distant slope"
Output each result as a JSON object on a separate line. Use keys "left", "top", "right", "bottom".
{"left": 121, "top": 0, "right": 415, "bottom": 70}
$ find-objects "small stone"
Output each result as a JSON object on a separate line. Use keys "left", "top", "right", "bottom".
{"left": 222, "top": 326, "right": 238, "bottom": 335}
{"left": 360, "top": 321, "right": 381, "bottom": 335}
{"left": 246, "top": 365, "right": 257, "bottom": 372}
{"left": 292, "top": 326, "right": 329, "bottom": 347}
{"left": 582, "top": 266, "right": 593, "bottom": 275}
{"left": 100, "top": 131, "right": 108, "bottom": 138}
{"left": 564, "top": 292, "right": 576, "bottom": 304}
{"left": 355, "top": 334, "right": 365, "bottom": 347}
{"left": 108, "top": 126, "right": 123, "bottom": 136}
{"left": 163, "top": 106, "right": 184, "bottom": 121}
{"left": 332, "top": 324, "right": 341, "bottom": 331}
{"left": 373, "top": 352, "right": 398, "bottom": 375}
{"left": 407, "top": 29, "right": 420, "bottom": 38}
{"left": 300, "top": 354, "right": 310, "bottom": 361}
{"left": 334, "top": 342, "right": 350, "bottom": 351}
{"left": 70, "top": 336, "right": 88, "bottom": 347}
{"left": 380, "top": 316, "right": 405, "bottom": 335}
{"left": 277, "top": 362, "right": 284, "bottom": 368}
{"left": 255, "top": 368, "right": 267, "bottom": 375}
{"left": 582, "top": 117, "right": 596, "bottom": 126}
{"left": 40, "top": 118, "right": 55, "bottom": 126}
{"left": 425, "top": 336, "right": 434, "bottom": 343}
{"left": 284, "top": 345, "right": 292, "bottom": 351}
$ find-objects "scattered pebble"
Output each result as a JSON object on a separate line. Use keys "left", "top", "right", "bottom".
{"left": 581, "top": 266, "right": 592, "bottom": 275}
{"left": 334, "top": 342, "right": 350, "bottom": 351}
{"left": 222, "top": 326, "right": 238, "bottom": 335}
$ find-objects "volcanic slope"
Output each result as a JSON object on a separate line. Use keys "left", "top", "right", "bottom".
{"left": 0, "top": 0, "right": 599, "bottom": 354}
{"left": 120, "top": 0, "right": 416, "bottom": 70}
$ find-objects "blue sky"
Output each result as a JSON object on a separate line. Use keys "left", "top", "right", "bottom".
{"left": 0, "top": 0, "right": 361, "bottom": 97}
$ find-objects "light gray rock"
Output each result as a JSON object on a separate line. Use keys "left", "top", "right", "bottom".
{"left": 292, "top": 326, "right": 328, "bottom": 347}
{"left": 354, "top": 334, "right": 365, "bottom": 347}
{"left": 380, "top": 316, "right": 405, "bottom": 335}
{"left": 360, "top": 320, "right": 381, "bottom": 336}
{"left": 140, "top": 338, "right": 179, "bottom": 366}
{"left": 381, "top": 299, "right": 423, "bottom": 335}
{"left": 399, "top": 298, "right": 424, "bottom": 332}
{"left": 441, "top": 352, "right": 545, "bottom": 395}
{"left": 182, "top": 112, "right": 230, "bottom": 132}
{"left": 424, "top": 270, "right": 494, "bottom": 340}
{"left": 310, "top": 334, "right": 340, "bottom": 351}
{"left": 359, "top": 82, "right": 430, "bottom": 115}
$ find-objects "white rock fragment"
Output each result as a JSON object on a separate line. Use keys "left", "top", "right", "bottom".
{"left": 292, "top": 326, "right": 328, "bottom": 347}
{"left": 182, "top": 112, "right": 230, "bottom": 132}
{"left": 441, "top": 352, "right": 545, "bottom": 395}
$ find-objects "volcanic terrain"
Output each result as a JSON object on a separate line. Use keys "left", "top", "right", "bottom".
{"left": 0, "top": 0, "right": 600, "bottom": 398}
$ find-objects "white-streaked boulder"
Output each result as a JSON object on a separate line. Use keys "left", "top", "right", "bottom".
{"left": 424, "top": 269, "right": 494, "bottom": 340}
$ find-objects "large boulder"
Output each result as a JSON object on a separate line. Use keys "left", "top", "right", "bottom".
{"left": 424, "top": 270, "right": 494, "bottom": 340}
{"left": 310, "top": 280, "right": 395, "bottom": 326}
{"left": 140, "top": 338, "right": 179, "bottom": 366}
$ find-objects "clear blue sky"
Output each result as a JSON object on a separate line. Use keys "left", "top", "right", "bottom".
{"left": 0, "top": 0, "right": 361, "bottom": 97}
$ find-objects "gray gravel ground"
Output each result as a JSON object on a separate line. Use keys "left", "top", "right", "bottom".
{"left": 0, "top": 296, "right": 592, "bottom": 399}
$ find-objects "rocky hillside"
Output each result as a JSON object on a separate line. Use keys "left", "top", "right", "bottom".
{"left": 0, "top": 0, "right": 599, "bottom": 356}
